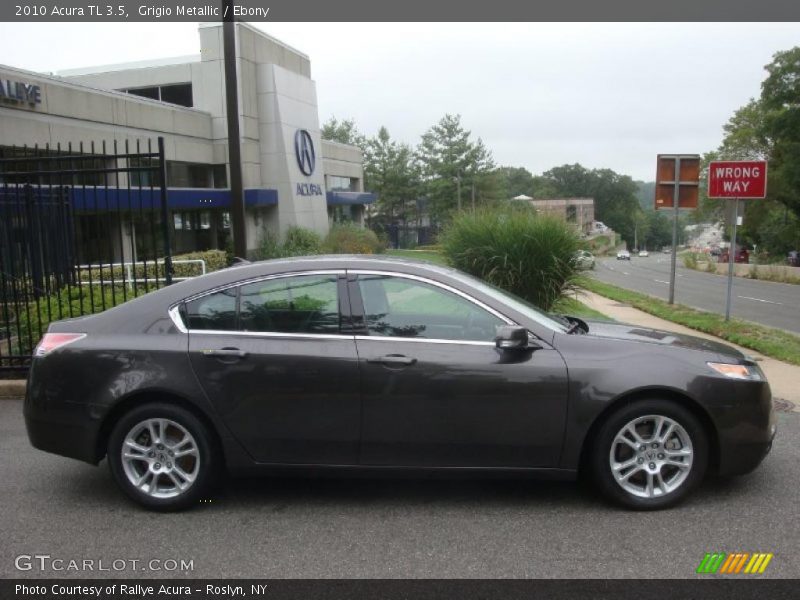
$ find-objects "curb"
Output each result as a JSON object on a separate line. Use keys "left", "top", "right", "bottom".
{"left": 0, "top": 380, "right": 26, "bottom": 398}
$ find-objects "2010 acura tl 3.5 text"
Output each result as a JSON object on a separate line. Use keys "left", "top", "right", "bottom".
{"left": 25, "top": 256, "right": 776, "bottom": 510}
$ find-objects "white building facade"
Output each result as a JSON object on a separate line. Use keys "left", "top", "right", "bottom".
{"left": 0, "top": 23, "right": 374, "bottom": 257}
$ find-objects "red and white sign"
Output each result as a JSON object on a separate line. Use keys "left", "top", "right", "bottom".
{"left": 707, "top": 160, "right": 767, "bottom": 199}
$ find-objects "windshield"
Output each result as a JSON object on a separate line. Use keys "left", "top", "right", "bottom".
{"left": 447, "top": 271, "right": 570, "bottom": 333}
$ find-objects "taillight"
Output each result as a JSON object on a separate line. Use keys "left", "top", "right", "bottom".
{"left": 34, "top": 333, "right": 86, "bottom": 357}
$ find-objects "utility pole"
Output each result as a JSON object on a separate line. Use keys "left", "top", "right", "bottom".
{"left": 453, "top": 173, "right": 462, "bottom": 212}
{"left": 471, "top": 180, "right": 476, "bottom": 213}
{"left": 222, "top": 0, "right": 247, "bottom": 259}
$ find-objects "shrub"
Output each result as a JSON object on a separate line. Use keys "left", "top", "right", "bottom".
{"left": 76, "top": 249, "right": 228, "bottom": 284}
{"left": 324, "top": 224, "right": 385, "bottom": 254}
{"left": 683, "top": 253, "right": 697, "bottom": 269}
{"left": 254, "top": 226, "right": 324, "bottom": 259}
{"left": 440, "top": 208, "right": 582, "bottom": 311}
{"left": 283, "top": 226, "right": 323, "bottom": 256}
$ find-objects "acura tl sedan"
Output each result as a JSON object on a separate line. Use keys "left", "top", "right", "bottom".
{"left": 25, "top": 256, "right": 775, "bottom": 511}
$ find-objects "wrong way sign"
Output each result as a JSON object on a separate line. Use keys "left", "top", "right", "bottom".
{"left": 708, "top": 160, "right": 767, "bottom": 199}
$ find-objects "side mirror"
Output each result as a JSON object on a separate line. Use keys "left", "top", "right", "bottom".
{"left": 495, "top": 326, "right": 531, "bottom": 351}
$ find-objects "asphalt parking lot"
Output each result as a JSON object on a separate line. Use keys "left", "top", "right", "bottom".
{"left": 1, "top": 398, "right": 798, "bottom": 579}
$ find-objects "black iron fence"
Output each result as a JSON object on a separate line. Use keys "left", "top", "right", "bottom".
{"left": 0, "top": 137, "right": 173, "bottom": 372}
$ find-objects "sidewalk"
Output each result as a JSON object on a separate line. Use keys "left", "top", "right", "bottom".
{"left": 579, "top": 290, "right": 799, "bottom": 412}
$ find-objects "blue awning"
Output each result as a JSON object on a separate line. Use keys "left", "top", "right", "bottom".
{"left": 326, "top": 191, "right": 378, "bottom": 206}
{"left": 1, "top": 186, "right": 376, "bottom": 210}
{"left": 65, "top": 187, "right": 278, "bottom": 211}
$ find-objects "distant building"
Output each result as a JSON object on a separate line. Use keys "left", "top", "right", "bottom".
{"left": 528, "top": 197, "right": 594, "bottom": 233}
{"left": 0, "top": 23, "right": 375, "bottom": 260}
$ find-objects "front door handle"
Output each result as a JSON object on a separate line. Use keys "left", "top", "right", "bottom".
{"left": 367, "top": 354, "right": 417, "bottom": 366}
{"left": 202, "top": 348, "right": 248, "bottom": 359}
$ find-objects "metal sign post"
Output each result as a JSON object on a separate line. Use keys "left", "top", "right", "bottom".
{"left": 668, "top": 157, "right": 681, "bottom": 305}
{"left": 725, "top": 199, "right": 740, "bottom": 321}
{"left": 707, "top": 160, "right": 768, "bottom": 322}
{"left": 655, "top": 154, "right": 700, "bottom": 305}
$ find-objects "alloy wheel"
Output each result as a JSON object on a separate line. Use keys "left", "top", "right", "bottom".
{"left": 120, "top": 418, "right": 200, "bottom": 499}
{"left": 609, "top": 414, "right": 693, "bottom": 498}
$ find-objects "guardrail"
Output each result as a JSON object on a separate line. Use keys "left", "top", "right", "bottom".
{"left": 76, "top": 259, "right": 207, "bottom": 290}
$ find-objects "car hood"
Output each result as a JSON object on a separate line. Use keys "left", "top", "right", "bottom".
{"left": 583, "top": 320, "right": 745, "bottom": 361}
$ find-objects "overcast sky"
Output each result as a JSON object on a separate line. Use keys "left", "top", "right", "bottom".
{"left": 1, "top": 22, "right": 798, "bottom": 180}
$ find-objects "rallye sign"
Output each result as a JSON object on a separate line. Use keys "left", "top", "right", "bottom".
{"left": 707, "top": 160, "right": 767, "bottom": 199}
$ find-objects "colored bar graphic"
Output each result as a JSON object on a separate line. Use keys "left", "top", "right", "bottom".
{"left": 697, "top": 552, "right": 773, "bottom": 574}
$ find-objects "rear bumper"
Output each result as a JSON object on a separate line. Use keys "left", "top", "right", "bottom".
{"left": 25, "top": 412, "right": 100, "bottom": 464}
{"left": 24, "top": 369, "right": 103, "bottom": 465}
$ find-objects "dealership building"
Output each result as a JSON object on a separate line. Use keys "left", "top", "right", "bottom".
{"left": 0, "top": 22, "right": 375, "bottom": 258}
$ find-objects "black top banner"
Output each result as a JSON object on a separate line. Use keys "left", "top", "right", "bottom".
{"left": 1, "top": 0, "right": 800, "bottom": 22}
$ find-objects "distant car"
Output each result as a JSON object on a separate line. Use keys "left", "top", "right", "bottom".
{"left": 788, "top": 251, "right": 799, "bottom": 267}
{"left": 719, "top": 248, "right": 750, "bottom": 264}
{"left": 638, "top": 250, "right": 649, "bottom": 257}
{"left": 709, "top": 247, "right": 722, "bottom": 257}
{"left": 616, "top": 250, "right": 631, "bottom": 260}
{"left": 573, "top": 250, "right": 595, "bottom": 270}
{"left": 662, "top": 247, "right": 672, "bottom": 254}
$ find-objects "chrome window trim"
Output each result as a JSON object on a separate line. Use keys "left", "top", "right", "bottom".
{"left": 186, "top": 330, "right": 354, "bottom": 341}
{"left": 168, "top": 305, "right": 188, "bottom": 334}
{"left": 354, "top": 335, "right": 495, "bottom": 347}
{"left": 168, "top": 269, "right": 346, "bottom": 334}
{"left": 181, "top": 269, "right": 346, "bottom": 304}
{"left": 349, "top": 269, "right": 516, "bottom": 326}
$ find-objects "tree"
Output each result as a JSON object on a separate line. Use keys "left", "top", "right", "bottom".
{"left": 416, "top": 114, "right": 497, "bottom": 220}
{"left": 760, "top": 47, "right": 800, "bottom": 220}
{"left": 700, "top": 47, "right": 800, "bottom": 255}
{"left": 362, "top": 127, "right": 421, "bottom": 224}
{"left": 320, "top": 116, "right": 366, "bottom": 148}
{"left": 540, "top": 164, "right": 641, "bottom": 245}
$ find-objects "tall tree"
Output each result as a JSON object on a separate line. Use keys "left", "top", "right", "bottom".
{"left": 416, "top": 114, "right": 497, "bottom": 220}
{"left": 320, "top": 116, "right": 366, "bottom": 148}
{"left": 362, "top": 127, "right": 420, "bottom": 223}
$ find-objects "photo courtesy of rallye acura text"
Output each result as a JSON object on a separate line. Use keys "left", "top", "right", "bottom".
{"left": 24, "top": 256, "right": 776, "bottom": 511}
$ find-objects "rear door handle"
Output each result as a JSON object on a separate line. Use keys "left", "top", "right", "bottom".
{"left": 367, "top": 355, "right": 417, "bottom": 366}
{"left": 202, "top": 348, "right": 248, "bottom": 359}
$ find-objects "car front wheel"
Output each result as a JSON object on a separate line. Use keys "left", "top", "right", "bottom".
{"left": 592, "top": 400, "right": 708, "bottom": 510}
{"left": 107, "top": 403, "right": 219, "bottom": 511}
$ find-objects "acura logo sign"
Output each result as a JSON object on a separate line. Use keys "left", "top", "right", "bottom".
{"left": 294, "top": 129, "right": 316, "bottom": 176}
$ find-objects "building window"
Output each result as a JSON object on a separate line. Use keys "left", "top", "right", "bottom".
{"left": 160, "top": 83, "right": 192, "bottom": 107}
{"left": 327, "top": 175, "right": 358, "bottom": 192}
{"left": 125, "top": 86, "right": 159, "bottom": 101}
{"left": 121, "top": 83, "right": 193, "bottom": 108}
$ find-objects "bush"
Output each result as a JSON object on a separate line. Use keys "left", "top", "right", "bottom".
{"left": 254, "top": 226, "right": 324, "bottom": 259}
{"left": 440, "top": 208, "right": 582, "bottom": 311}
{"left": 324, "top": 224, "right": 385, "bottom": 254}
{"left": 76, "top": 249, "right": 228, "bottom": 284}
{"left": 283, "top": 226, "right": 323, "bottom": 256}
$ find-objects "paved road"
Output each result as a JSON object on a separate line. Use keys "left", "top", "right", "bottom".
{"left": 1, "top": 399, "right": 798, "bottom": 579}
{"left": 592, "top": 256, "right": 800, "bottom": 334}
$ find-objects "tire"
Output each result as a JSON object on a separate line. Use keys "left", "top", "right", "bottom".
{"left": 591, "top": 399, "right": 708, "bottom": 510}
{"left": 107, "top": 402, "right": 219, "bottom": 511}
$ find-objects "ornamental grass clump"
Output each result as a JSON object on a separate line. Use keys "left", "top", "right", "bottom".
{"left": 441, "top": 208, "right": 582, "bottom": 311}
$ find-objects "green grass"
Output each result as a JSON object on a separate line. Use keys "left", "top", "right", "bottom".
{"left": 551, "top": 296, "right": 610, "bottom": 320}
{"left": 582, "top": 278, "right": 800, "bottom": 366}
{"left": 386, "top": 249, "right": 449, "bottom": 265}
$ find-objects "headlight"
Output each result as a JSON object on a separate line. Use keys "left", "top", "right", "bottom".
{"left": 707, "top": 362, "right": 762, "bottom": 381}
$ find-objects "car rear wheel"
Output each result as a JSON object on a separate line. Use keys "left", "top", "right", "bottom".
{"left": 107, "top": 403, "right": 219, "bottom": 511}
{"left": 592, "top": 400, "right": 708, "bottom": 510}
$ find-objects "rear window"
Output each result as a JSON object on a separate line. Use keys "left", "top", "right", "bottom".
{"left": 184, "top": 288, "right": 237, "bottom": 331}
